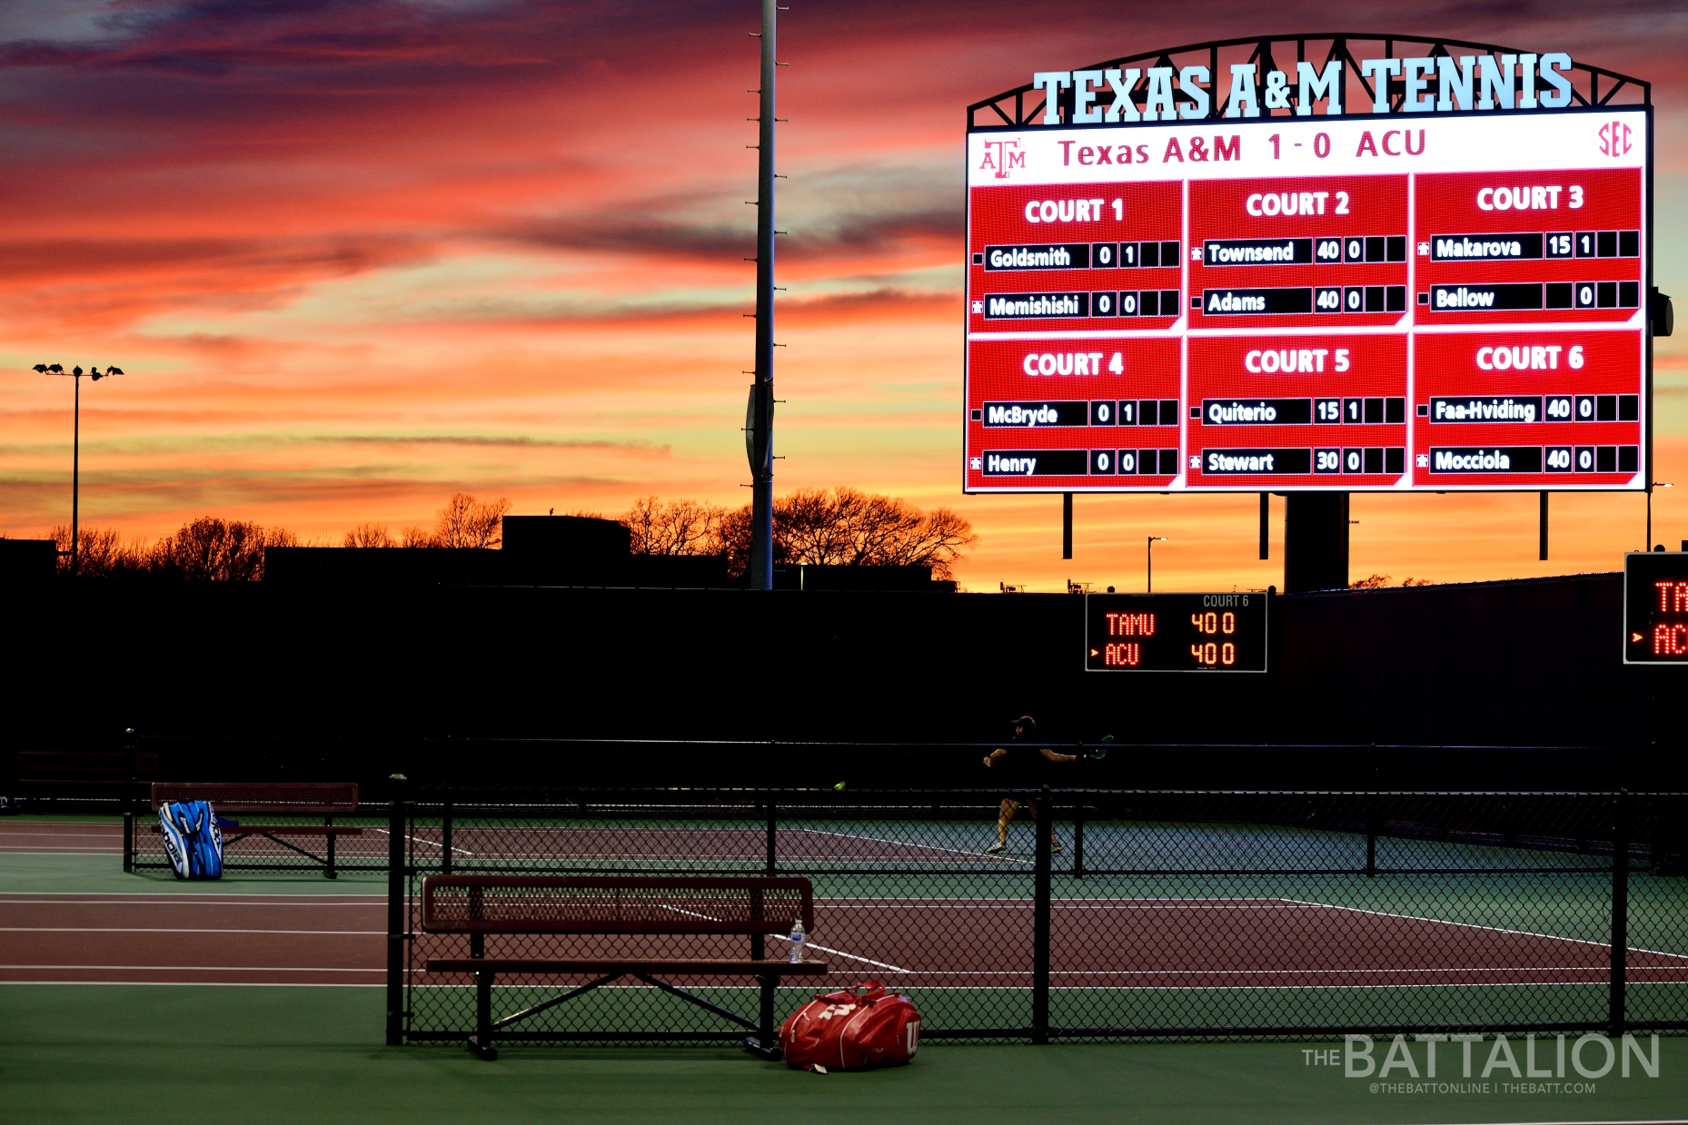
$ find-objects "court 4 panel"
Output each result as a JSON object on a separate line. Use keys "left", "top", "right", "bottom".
{"left": 964, "top": 109, "right": 1650, "bottom": 492}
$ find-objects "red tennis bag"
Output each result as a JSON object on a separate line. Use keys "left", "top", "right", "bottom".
{"left": 779, "top": 981, "right": 920, "bottom": 1073}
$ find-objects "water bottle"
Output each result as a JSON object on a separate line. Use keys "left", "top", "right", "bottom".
{"left": 788, "top": 919, "right": 806, "bottom": 963}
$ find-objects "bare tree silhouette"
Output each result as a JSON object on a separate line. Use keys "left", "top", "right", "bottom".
{"left": 152, "top": 517, "right": 298, "bottom": 581}
{"left": 623, "top": 496, "right": 726, "bottom": 556}
{"left": 432, "top": 493, "right": 512, "bottom": 548}
{"left": 713, "top": 488, "right": 975, "bottom": 578}
{"left": 344, "top": 522, "right": 397, "bottom": 548}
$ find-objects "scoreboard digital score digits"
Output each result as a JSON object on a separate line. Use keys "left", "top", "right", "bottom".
{"left": 965, "top": 105, "right": 1650, "bottom": 494}
{"left": 1085, "top": 592, "right": 1268, "bottom": 672}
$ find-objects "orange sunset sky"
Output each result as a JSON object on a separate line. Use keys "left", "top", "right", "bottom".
{"left": 1, "top": 1, "right": 1685, "bottom": 592}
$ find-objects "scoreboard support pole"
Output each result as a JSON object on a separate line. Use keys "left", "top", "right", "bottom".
{"left": 1259, "top": 494, "right": 1270, "bottom": 561}
{"left": 1610, "top": 791, "right": 1629, "bottom": 1037}
{"left": 1062, "top": 493, "right": 1072, "bottom": 560}
{"left": 1283, "top": 493, "right": 1349, "bottom": 594}
{"left": 1540, "top": 492, "right": 1550, "bottom": 562}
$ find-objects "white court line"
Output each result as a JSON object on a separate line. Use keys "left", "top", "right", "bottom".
{"left": 1276, "top": 897, "right": 1688, "bottom": 962}
{"left": 0, "top": 927, "right": 381, "bottom": 936}
{"left": 658, "top": 905, "right": 913, "bottom": 974}
{"left": 0, "top": 899, "right": 384, "bottom": 906}
{"left": 896, "top": 966, "right": 1686, "bottom": 976}
{"left": 790, "top": 828, "right": 1031, "bottom": 866}
{"left": 0, "top": 965, "right": 381, "bottom": 973}
{"left": 420, "top": 852, "right": 1014, "bottom": 863}
{"left": 814, "top": 900, "right": 1301, "bottom": 909}
{"left": 0, "top": 981, "right": 382, "bottom": 987}
{"left": 1377, "top": 1120, "right": 1688, "bottom": 1125}
{"left": 803, "top": 943, "right": 908, "bottom": 973}
{"left": 773, "top": 935, "right": 910, "bottom": 974}
{"left": 372, "top": 827, "right": 473, "bottom": 856}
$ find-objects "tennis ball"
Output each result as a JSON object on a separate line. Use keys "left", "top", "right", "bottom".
{"left": 833, "top": 782, "right": 846, "bottom": 790}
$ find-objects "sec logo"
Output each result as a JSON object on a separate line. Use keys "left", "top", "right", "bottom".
{"left": 1597, "top": 121, "right": 1633, "bottom": 159}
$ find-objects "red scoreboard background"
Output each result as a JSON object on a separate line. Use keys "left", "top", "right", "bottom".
{"left": 964, "top": 109, "right": 1651, "bottom": 492}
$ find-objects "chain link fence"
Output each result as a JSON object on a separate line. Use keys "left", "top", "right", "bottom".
{"left": 384, "top": 788, "right": 1687, "bottom": 1048}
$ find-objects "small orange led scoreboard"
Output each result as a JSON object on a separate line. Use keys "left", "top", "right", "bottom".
{"left": 1085, "top": 592, "right": 1268, "bottom": 672}
{"left": 1624, "top": 551, "right": 1688, "bottom": 664}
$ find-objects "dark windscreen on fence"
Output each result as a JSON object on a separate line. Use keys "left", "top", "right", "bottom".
{"left": 384, "top": 788, "right": 1688, "bottom": 1047}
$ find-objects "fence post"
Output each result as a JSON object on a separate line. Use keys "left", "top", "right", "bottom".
{"left": 385, "top": 774, "right": 409, "bottom": 1047}
{"left": 1610, "top": 790, "right": 1629, "bottom": 1038}
{"left": 1032, "top": 788, "right": 1051, "bottom": 1044}
{"left": 765, "top": 798, "right": 777, "bottom": 877}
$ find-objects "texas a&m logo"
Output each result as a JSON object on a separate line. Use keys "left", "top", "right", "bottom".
{"left": 1597, "top": 120, "right": 1633, "bottom": 158}
{"left": 980, "top": 139, "right": 1024, "bottom": 179}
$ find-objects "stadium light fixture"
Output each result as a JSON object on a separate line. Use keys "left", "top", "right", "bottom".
{"left": 32, "top": 362, "right": 124, "bottom": 576}
{"left": 1147, "top": 536, "right": 1167, "bottom": 593}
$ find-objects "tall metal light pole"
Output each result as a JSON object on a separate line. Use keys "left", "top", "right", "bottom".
{"left": 33, "top": 362, "right": 122, "bottom": 576}
{"left": 1146, "top": 536, "right": 1166, "bottom": 592}
{"left": 1648, "top": 482, "right": 1673, "bottom": 550}
{"left": 745, "top": 0, "right": 780, "bottom": 590}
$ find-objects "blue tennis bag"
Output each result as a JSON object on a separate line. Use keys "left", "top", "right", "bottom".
{"left": 158, "top": 800, "right": 223, "bottom": 879}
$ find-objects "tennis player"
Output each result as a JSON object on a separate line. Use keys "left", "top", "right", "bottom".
{"left": 981, "top": 715, "right": 1077, "bottom": 854}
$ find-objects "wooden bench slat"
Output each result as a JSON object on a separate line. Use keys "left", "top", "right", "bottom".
{"left": 150, "top": 781, "right": 358, "bottom": 815}
{"left": 421, "top": 875, "right": 815, "bottom": 935}
{"left": 425, "top": 958, "right": 829, "bottom": 975}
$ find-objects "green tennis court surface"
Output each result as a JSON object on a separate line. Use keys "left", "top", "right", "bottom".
{"left": 3, "top": 985, "right": 1686, "bottom": 1125}
{"left": 5, "top": 813, "right": 1685, "bottom": 1123}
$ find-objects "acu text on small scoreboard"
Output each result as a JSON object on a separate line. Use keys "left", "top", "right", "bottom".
{"left": 1085, "top": 592, "right": 1268, "bottom": 672}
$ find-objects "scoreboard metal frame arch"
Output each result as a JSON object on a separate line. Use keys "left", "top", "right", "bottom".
{"left": 967, "top": 34, "right": 1649, "bottom": 128}
{"left": 961, "top": 34, "right": 1655, "bottom": 497}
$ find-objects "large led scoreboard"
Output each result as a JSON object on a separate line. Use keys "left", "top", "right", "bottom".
{"left": 964, "top": 42, "right": 1652, "bottom": 494}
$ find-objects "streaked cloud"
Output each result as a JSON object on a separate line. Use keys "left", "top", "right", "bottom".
{"left": 0, "top": 0, "right": 1684, "bottom": 586}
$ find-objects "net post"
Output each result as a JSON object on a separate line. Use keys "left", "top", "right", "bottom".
{"left": 441, "top": 799, "right": 453, "bottom": 875}
{"left": 1032, "top": 787, "right": 1052, "bottom": 1044}
{"left": 1365, "top": 803, "right": 1378, "bottom": 878}
{"left": 385, "top": 773, "right": 408, "bottom": 1047}
{"left": 1610, "top": 790, "right": 1629, "bottom": 1037}
{"left": 122, "top": 729, "right": 139, "bottom": 873}
{"left": 1072, "top": 797, "right": 1085, "bottom": 879}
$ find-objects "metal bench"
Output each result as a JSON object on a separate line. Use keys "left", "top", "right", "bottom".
{"left": 421, "top": 875, "right": 827, "bottom": 1060}
{"left": 130, "top": 781, "right": 361, "bottom": 878}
